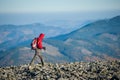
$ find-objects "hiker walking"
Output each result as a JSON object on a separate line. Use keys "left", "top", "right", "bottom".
{"left": 29, "top": 33, "right": 46, "bottom": 68}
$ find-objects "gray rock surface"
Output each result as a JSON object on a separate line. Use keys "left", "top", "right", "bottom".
{"left": 0, "top": 60, "right": 120, "bottom": 80}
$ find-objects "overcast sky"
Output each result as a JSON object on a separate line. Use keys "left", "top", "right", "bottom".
{"left": 0, "top": 0, "right": 120, "bottom": 13}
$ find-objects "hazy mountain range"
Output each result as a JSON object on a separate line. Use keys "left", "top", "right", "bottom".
{"left": 45, "top": 16, "right": 120, "bottom": 62}
{"left": 0, "top": 23, "right": 74, "bottom": 51}
{"left": 0, "top": 15, "right": 120, "bottom": 66}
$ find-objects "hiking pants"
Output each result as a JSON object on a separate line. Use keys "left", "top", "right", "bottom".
{"left": 29, "top": 48, "right": 44, "bottom": 66}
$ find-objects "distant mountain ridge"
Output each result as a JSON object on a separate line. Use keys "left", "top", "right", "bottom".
{"left": 0, "top": 15, "right": 120, "bottom": 66}
{"left": 0, "top": 23, "right": 71, "bottom": 66}
{"left": 51, "top": 15, "right": 120, "bottom": 40}
{"left": 0, "top": 23, "right": 71, "bottom": 51}
{"left": 45, "top": 15, "right": 120, "bottom": 61}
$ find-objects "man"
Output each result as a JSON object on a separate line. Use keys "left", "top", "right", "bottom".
{"left": 29, "top": 33, "right": 46, "bottom": 69}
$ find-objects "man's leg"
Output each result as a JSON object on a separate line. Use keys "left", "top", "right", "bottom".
{"left": 38, "top": 55, "right": 44, "bottom": 66}
{"left": 36, "top": 49, "right": 44, "bottom": 66}
{"left": 29, "top": 50, "right": 37, "bottom": 66}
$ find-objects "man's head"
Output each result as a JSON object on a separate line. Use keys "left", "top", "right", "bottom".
{"left": 39, "top": 33, "right": 45, "bottom": 38}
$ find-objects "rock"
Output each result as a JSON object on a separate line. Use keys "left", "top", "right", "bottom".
{"left": 0, "top": 60, "right": 120, "bottom": 80}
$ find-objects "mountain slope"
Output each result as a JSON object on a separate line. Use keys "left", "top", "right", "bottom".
{"left": 45, "top": 16, "right": 120, "bottom": 61}
{"left": 0, "top": 23, "right": 71, "bottom": 66}
{"left": 0, "top": 23, "right": 64, "bottom": 51}
{"left": 0, "top": 16, "right": 120, "bottom": 66}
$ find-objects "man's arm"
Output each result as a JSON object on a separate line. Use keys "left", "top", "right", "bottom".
{"left": 42, "top": 47, "right": 46, "bottom": 50}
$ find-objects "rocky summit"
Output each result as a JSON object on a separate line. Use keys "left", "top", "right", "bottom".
{"left": 0, "top": 60, "right": 120, "bottom": 80}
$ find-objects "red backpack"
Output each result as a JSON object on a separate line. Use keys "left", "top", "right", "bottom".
{"left": 31, "top": 38, "right": 37, "bottom": 50}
